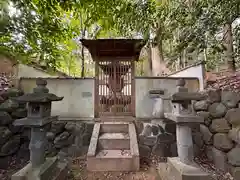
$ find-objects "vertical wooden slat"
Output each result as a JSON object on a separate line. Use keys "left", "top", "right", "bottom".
{"left": 131, "top": 60, "right": 135, "bottom": 117}
{"left": 113, "top": 61, "right": 116, "bottom": 115}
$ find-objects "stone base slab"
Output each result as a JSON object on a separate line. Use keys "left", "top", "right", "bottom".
{"left": 158, "top": 157, "right": 211, "bottom": 180}
{"left": 11, "top": 157, "right": 68, "bottom": 180}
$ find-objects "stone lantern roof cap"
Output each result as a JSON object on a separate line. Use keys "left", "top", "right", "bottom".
{"left": 11, "top": 78, "right": 63, "bottom": 102}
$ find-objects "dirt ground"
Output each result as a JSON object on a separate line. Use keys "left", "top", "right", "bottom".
{"left": 68, "top": 154, "right": 234, "bottom": 180}
{"left": 69, "top": 155, "right": 161, "bottom": 180}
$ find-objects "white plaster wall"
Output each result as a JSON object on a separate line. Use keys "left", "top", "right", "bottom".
{"left": 168, "top": 63, "right": 205, "bottom": 90}
{"left": 16, "top": 64, "right": 58, "bottom": 78}
{"left": 135, "top": 77, "right": 199, "bottom": 119}
{"left": 20, "top": 78, "right": 94, "bottom": 120}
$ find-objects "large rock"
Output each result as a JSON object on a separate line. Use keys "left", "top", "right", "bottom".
{"left": 211, "top": 147, "right": 228, "bottom": 171}
{"left": 228, "top": 128, "right": 240, "bottom": 144}
{"left": 0, "top": 135, "right": 21, "bottom": 156}
{"left": 50, "top": 121, "right": 66, "bottom": 135}
{"left": 54, "top": 131, "right": 74, "bottom": 148}
{"left": 8, "top": 123, "right": 24, "bottom": 134}
{"left": 65, "top": 122, "right": 85, "bottom": 135}
{"left": 213, "top": 133, "right": 233, "bottom": 151}
{"left": 170, "top": 143, "right": 178, "bottom": 157}
{"left": 139, "top": 135, "right": 157, "bottom": 146}
{"left": 45, "top": 143, "right": 58, "bottom": 157}
{"left": 221, "top": 90, "right": 240, "bottom": 108}
{"left": 1, "top": 88, "right": 24, "bottom": 99}
{"left": 208, "top": 103, "right": 227, "bottom": 118}
{"left": 0, "top": 99, "right": 19, "bottom": 112}
{"left": 151, "top": 125, "right": 159, "bottom": 136}
{"left": 152, "top": 143, "right": 171, "bottom": 157}
{"left": 82, "top": 132, "right": 92, "bottom": 146}
{"left": 206, "top": 89, "right": 221, "bottom": 103}
{"left": 200, "top": 124, "right": 213, "bottom": 145}
{"left": 227, "top": 147, "right": 240, "bottom": 166}
{"left": 210, "top": 118, "right": 231, "bottom": 133}
{"left": 84, "top": 123, "right": 94, "bottom": 134}
{"left": 20, "top": 128, "right": 31, "bottom": 141}
{"left": 140, "top": 124, "right": 152, "bottom": 136}
{"left": 134, "top": 121, "right": 144, "bottom": 135}
{"left": 0, "top": 111, "right": 13, "bottom": 125}
{"left": 0, "top": 96, "right": 4, "bottom": 104}
{"left": 65, "top": 122, "right": 76, "bottom": 132}
{"left": 152, "top": 119, "right": 176, "bottom": 134}
{"left": 139, "top": 144, "right": 151, "bottom": 158}
{"left": 0, "top": 127, "right": 12, "bottom": 145}
{"left": 225, "top": 108, "right": 240, "bottom": 126}
{"left": 11, "top": 108, "right": 27, "bottom": 118}
{"left": 46, "top": 132, "right": 56, "bottom": 141}
{"left": 197, "top": 111, "right": 211, "bottom": 126}
{"left": 157, "top": 133, "right": 175, "bottom": 144}
{"left": 194, "top": 100, "right": 209, "bottom": 111}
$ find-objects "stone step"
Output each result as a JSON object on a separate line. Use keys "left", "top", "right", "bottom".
{"left": 98, "top": 132, "right": 130, "bottom": 150}
{"left": 100, "top": 122, "right": 129, "bottom": 133}
{"left": 87, "top": 121, "right": 139, "bottom": 172}
{"left": 97, "top": 116, "right": 135, "bottom": 122}
{"left": 87, "top": 149, "right": 139, "bottom": 171}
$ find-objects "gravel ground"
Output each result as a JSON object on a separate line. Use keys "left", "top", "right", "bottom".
{"left": 69, "top": 154, "right": 234, "bottom": 180}
{"left": 195, "top": 155, "right": 233, "bottom": 180}
{"left": 0, "top": 149, "right": 234, "bottom": 180}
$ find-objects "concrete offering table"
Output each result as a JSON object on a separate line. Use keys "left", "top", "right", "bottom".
{"left": 158, "top": 79, "right": 211, "bottom": 180}
{"left": 11, "top": 78, "right": 68, "bottom": 180}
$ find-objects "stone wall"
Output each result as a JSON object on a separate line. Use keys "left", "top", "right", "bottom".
{"left": 193, "top": 89, "right": 240, "bottom": 179}
{"left": 0, "top": 88, "right": 93, "bottom": 167}
{"left": 135, "top": 119, "right": 203, "bottom": 161}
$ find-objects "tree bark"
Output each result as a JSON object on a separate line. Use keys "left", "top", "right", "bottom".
{"left": 146, "top": 42, "right": 153, "bottom": 76}
{"left": 151, "top": 24, "right": 165, "bottom": 76}
{"left": 223, "top": 23, "right": 235, "bottom": 72}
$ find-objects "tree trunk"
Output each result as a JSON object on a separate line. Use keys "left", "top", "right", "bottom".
{"left": 146, "top": 42, "right": 153, "bottom": 76}
{"left": 81, "top": 45, "right": 85, "bottom": 77}
{"left": 223, "top": 23, "right": 235, "bottom": 72}
{"left": 151, "top": 24, "right": 164, "bottom": 76}
{"left": 80, "top": 27, "right": 87, "bottom": 77}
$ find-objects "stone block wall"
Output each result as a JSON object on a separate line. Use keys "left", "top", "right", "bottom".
{"left": 135, "top": 119, "right": 204, "bottom": 161}
{"left": 0, "top": 88, "right": 93, "bottom": 167}
{"left": 193, "top": 89, "right": 240, "bottom": 179}
{"left": 46, "top": 121, "right": 93, "bottom": 158}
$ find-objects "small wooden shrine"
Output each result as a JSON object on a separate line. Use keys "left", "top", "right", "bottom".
{"left": 81, "top": 39, "right": 145, "bottom": 117}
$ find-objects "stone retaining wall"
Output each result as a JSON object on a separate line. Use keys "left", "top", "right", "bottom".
{"left": 135, "top": 119, "right": 204, "bottom": 161}
{"left": 0, "top": 88, "right": 93, "bottom": 165}
{"left": 193, "top": 89, "right": 240, "bottom": 179}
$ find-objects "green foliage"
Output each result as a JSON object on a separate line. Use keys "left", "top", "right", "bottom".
{"left": 1, "top": 0, "right": 240, "bottom": 74}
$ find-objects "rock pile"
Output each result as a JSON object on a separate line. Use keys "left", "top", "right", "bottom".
{"left": 194, "top": 89, "right": 240, "bottom": 179}
{"left": 46, "top": 121, "right": 93, "bottom": 157}
{"left": 137, "top": 122, "right": 175, "bottom": 159}
{"left": 0, "top": 88, "right": 26, "bottom": 157}
{"left": 136, "top": 118, "right": 204, "bottom": 161}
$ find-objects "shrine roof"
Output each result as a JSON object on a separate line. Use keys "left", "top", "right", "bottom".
{"left": 80, "top": 39, "right": 145, "bottom": 60}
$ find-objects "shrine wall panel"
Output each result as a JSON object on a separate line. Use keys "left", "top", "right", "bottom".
{"left": 19, "top": 78, "right": 95, "bottom": 120}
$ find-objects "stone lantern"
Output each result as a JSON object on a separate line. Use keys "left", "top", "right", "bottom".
{"left": 11, "top": 78, "right": 68, "bottom": 180}
{"left": 158, "top": 79, "right": 211, "bottom": 180}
